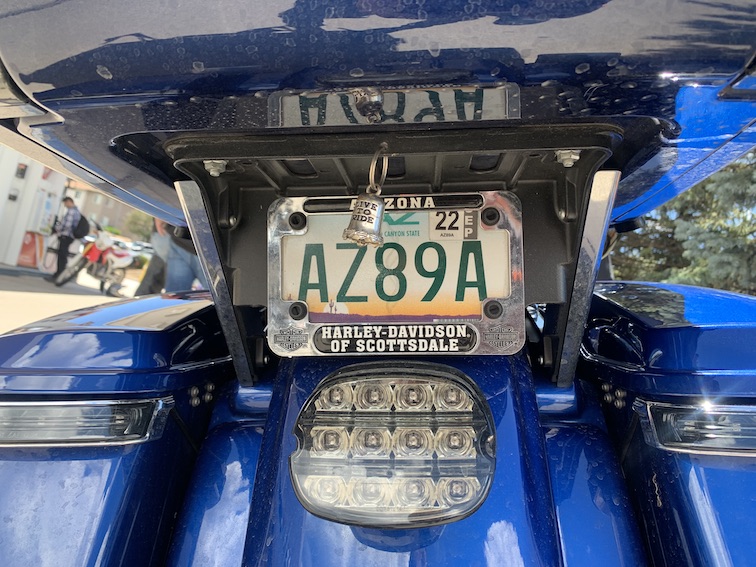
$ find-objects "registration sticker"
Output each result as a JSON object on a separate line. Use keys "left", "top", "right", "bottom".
{"left": 267, "top": 191, "right": 524, "bottom": 357}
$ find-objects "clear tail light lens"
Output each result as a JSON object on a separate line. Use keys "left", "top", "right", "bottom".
{"left": 0, "top": 398, "right": 172, "bottom": 446}
{"left": 635, "top": 399, "right": 756, "bottom": 455}
{"left": 290, "top": 363, "right": 496, "bottom": 528}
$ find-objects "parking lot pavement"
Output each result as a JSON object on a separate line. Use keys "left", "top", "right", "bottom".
{"left": 0, "top": 265, "right": 140, "bottom": 335}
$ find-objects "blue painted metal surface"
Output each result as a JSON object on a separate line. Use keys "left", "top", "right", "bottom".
{"left": 621, "top": 425, "right": 756, "bottom": 567}
{"left": 168, "top": 422, "right": 264, "bottom": 567}
{"left": 582, "top": 282, "right": 756, "bottom": 397}
{"left": 536, "top": 382, "right": 579, "bottom": 416}
{"left": 0, "top": 292, "right": 231, "bottom": 394}
{"left": 0, "top": 1, "right": 752, "bottom": 222}
{"left": 171, "top": 354, "right": 645, "bottom": 566}
{"left": 0, "top": 293, "right": 231, "bottom": 566}
{"left": 582, "top": 282, "right": 756, "bottom": 567}
{"left": 544, "top": 424, "right": 646, "bottom": 566}
{"left": 612, "top": 86, "right": 756, "bottom": 221}
{"left": 243, "top": 355, "right": 561, "bottom": 566}
{"left": 0, "top": 2, "right": 752, "bottom": 565}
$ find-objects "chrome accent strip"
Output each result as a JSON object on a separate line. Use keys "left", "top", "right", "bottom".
{"left": 556, "top": 171, "right": 620, "bottom": 386}
{"left": 634, "top": 399, "right": 756, "bottom": 457}
{"left": 175, "top": 180, "right": 254, "bottom": 385}
{"left": 0, "top": 397, "right": 174, "bottom": 447}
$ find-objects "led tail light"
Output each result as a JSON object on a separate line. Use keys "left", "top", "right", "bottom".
{"left": 635, "top": 399, "right": 756, "bottom": 456}
{"left": 290, "top": 364, "right": 496, "bottom": 528}
{"left": 0, "top": 398, "right": 173, "bottom": 446}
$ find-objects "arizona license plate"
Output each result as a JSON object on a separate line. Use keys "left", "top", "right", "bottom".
{"left": 269, "top": 86, "right": 520, "bottom": 127}
{"left": 267, "top": 191, "right": 524, "bottom": 357}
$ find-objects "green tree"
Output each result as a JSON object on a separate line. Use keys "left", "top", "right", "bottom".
{"left": 125, "top": 210, "right": 153, "bottom": 241}
{"left": 611, "top": 205, "right": 687, "bottom": 282}
{"left": 612, "top": 154, "right": 756, "bottom": 295}
{"left": 668, "top": 154, "right": 756, "bottom": 294}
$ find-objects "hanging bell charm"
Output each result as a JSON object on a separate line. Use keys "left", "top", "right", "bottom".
{"left": 343, "top": 143, "right": 389, "bottom": 247}
{"left": 343, "top": 191, "right": 386, "bottom": 246}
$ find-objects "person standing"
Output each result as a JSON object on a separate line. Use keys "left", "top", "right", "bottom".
{"left": 46, "top": 197, "right": 81, "bottom": 282}
{"left": 134, "top": 218, "right": 171, "bottom": 295}
{"left": 164, "top": 228, "right": 208, "bottom": 292}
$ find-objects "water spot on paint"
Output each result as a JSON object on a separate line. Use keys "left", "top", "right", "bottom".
{"left": 575, "top": 62, "right": 590, "bottom": 74}
{"left": 192, "top": 61, "right": 205, "bottom": 73}
{"left": 349, "top": 68, "right": 365, "bottom": 78}
{"left": 96, "top": 65, "right": 113, "bottom": 80}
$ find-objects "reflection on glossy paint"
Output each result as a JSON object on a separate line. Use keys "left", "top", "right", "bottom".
{"left": 8, "top": 333, "right": 132, "bottom": 369}
{"left": 306, "top": 515, "right": 410, "bottom": 567}
{"left": 484, "top": 520, "right": 525, "bottom": 567}
{"left": 0, "top": 458, "right": 115, "bottom": 565}
{"left": 191, "top": 460, "right": 251, "bottom": 565}
{"left": 687, "top": 467, "right": 733, "bottom": 567}
{"left": 107, "top": 300, "right": 212, "bottom": 330}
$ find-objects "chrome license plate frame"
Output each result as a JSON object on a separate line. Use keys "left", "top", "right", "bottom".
{"left": 267, "top": 191, "right": 524, "bottom": 357}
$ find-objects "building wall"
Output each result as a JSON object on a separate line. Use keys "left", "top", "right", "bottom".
{"left": 0, "top": 144, "right": 67, "bottom": 267}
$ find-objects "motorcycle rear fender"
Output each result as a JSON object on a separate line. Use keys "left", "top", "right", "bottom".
{"left": 169, "top": 355, "right": 645, "bottom": 566}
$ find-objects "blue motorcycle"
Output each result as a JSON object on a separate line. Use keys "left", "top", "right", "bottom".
{"left": 0, "top": 1, "right": 754, "bottom": 565}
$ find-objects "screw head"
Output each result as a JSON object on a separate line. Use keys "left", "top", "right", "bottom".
{"left": 289, "top": 302, "right": 308, "bottom": 321}
{"left": 483, "top": 300, "right": 503, "bottom": 319}
{"left": 289, "top": 212, "right": 307, "bottom": 230}
{"left": 481, "top": 207, "right": 500, "bottom": 226}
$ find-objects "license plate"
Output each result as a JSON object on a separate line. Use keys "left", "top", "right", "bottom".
{"left": 269, "top": 86, "right": 520, "bottom": 128}
{"left": 267, "top": 191, "right": 524, "bottom": 357}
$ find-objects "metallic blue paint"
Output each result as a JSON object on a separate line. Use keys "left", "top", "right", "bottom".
{"left": 544, "top": 424, "right": 646, "bottom": 566}
{"left": 536, "top": 382, "right": 579, "bottom": 416}
{"left": 244, "top": 355, "right": 560, "bottom": 566}
{"left": 0, "top": 422, "right": 191, "bottom": 566}
{"left": 612, "top": 86, "right": 756, "bottom": 221}
{"left": 0, "top": 293, "right": 232, "bottom": 566}
{"left": 170, "top": 354, "right": 646, "bottom": 565}
{"left": 582, "top": 282, "right": 756, "bottom": 397}
{"left": 0, "top": 2, "right": 752, "bottom": 564}
{"left": 621, "top": 425, "right": 756, "bottom": 567}
{"left": 168, "top": 423, "right": 264, "bottom": 567}
{"left": 0, "top": 1, "right": 752, "bottom": 222}
{"left": 583, "top": 282, "right": 756, "bottom": 567}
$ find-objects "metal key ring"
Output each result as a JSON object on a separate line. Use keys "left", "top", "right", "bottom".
{"left": 367, "top": 142, "right": 389, "bottom": 194}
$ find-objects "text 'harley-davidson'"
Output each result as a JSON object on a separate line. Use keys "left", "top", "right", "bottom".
{"left": 0, "top": 1, "right": 754, "bottom": 566}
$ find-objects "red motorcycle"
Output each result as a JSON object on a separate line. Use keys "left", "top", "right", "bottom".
{"left": 54, "top": 223, "right": 134, "bottom": 292}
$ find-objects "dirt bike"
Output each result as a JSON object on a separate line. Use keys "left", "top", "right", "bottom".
{"left": 0, "top": 2, "right": 754, "bottom": 566}
{"left": 54, "top": 223, "right": 134, "bottom": 292}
